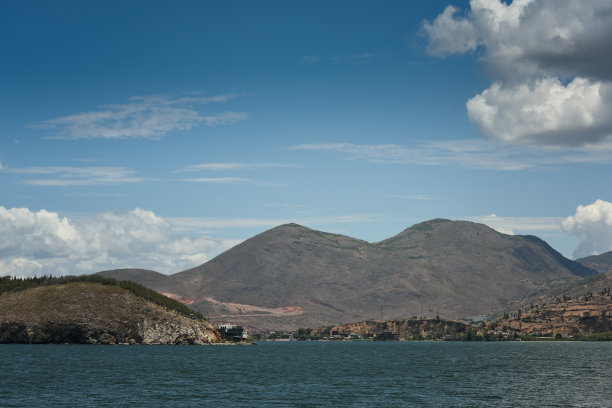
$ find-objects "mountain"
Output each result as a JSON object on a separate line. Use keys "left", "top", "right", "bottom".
{"left": 577, "top": 251, "right": 612, "bottom": 274}
{"left": 0, "top": 277, "right": 219, "bottom": 344}
{"left": 100, "top": 219, "right": 596, "bottom": 331}
{"left": 97, "top": 268, "right": 174, "bottom": 291}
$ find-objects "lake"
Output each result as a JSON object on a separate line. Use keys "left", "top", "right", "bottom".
{"left": 1, "top": 342, "right": 610, "bottom": 407}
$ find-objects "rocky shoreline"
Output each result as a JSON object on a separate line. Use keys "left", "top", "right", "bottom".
{"left": 0, "top": 281, "right": 220, "bottom": 344}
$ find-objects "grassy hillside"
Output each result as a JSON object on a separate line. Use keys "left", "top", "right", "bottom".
{"left": 0, "top": 275, "right": 204, "bottom": 319}
{"left": 0, "top": 279, "right": 218, "bottom": 344}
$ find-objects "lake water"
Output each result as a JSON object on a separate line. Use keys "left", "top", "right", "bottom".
{"left": 1, "top": 342, "right": 610, "bottom": 407}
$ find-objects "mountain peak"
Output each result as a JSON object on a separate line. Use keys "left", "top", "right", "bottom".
{"left": 103, "top": 219, "right": 597, "bottom": 331}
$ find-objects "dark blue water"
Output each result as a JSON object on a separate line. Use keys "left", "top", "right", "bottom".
{"left": 1, "top": 342, "right": 610, "bottom": 407}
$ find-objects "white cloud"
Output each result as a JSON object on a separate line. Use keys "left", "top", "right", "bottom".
{"left": 389, "top": 194, "right": 434, "bottom": 201}
{"left": 0, "top": 207, "right": 239, "bottom": 278}
{"left": 0, "top": 160, "right": 5, "bottom": 171}
{"left": 424, "top": 0, "right": 612, "bottom": 146}
{"left": 30, "top": 93, "right": 248, "bottom": 140}
{"left": 180, "top": 177, "right": 249, "bottom": 184}
{"left": 292, "top": 140, "right": 612, "bottom": 171}
{"left": 422, "top": 5, "right": 480, "bottom": 57}
{"left": 467, "top": 214, "right": 563, "bottom": 235}
{"left": 424, "top": 0, "right": 612, "bottom": 80}
{"left": 0, "top": 207, "right": 382, "bottom": 278}
{"left": 467, "top": 78, "right": 612, "bottom": 145}
{"left": 176, "top": 162, "right": 295, "bottom": 172}
{"left": 561, "top": 199, "right": 612, "bottom": 258}
{"left": 8, "top": 166, "right": 145, "bottom": 186}
{"left": 168, "top": 214, "right": 380, "bottom": 233}
{"left": 300, "top": 53, "right": 375, "bottom": 64}
{"left": 203, "top": 112, "right": 249, "bottom": 126}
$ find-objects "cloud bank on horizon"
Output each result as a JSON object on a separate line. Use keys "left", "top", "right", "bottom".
{"left": 562, "top": 200, "right": 612, "bottom": 258}
{"left": 2, "top": 200, "right": 611, "bottom": 278}
{"left": 0, "top": 206, "right": 240, "bottom": 278}
{"left": 424, "top": 0, "right": 612, "bottom": 146}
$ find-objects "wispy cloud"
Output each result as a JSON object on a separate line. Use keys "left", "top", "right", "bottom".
{"left": 180, "top": 177, "right": 249, "bottom": 184}
{"left": 389, "top": 194, "right": 434, "bottom": 201}
{"left": 63, "top": 192, "right": 127, "bottom": 198}
{"left": 291, "top": 140, "right": 612, "bottom": 171}
{"left": 301, "top": 53, "right": 375, "bottom": 64}
{"left": 179, "top": 177, "right": 293, "bottom": 188}
{"left": 176, "top": 162, "right": 296, "bottom": 173}
{"left": 169, "top": 213, "right": 381, "bottom": 233}
{"left": 8, "top": 166, "right": 145, "bottom": 186}
{"left": 29, "top": 93, "right": 248, "bottom": 140}
{"left": 203, "top": 112, "right": 249, "bottom": 126}
{"left": 466, "top": 214, "right": 563, "bottom": 236}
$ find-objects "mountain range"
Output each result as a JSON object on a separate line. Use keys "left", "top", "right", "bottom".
{"left": 99, "top": 219, "right": 597, "bottom": 330}
{"left": 576, "top": 250, "right": 612, "bottom": 274}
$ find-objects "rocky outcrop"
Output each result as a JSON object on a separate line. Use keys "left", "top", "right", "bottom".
{"left": 316, "top": 318, "right": 472, "bottom": 340}
{"left": 139, "top": 317, "right": 220, "bottom": 344}
{"left": 0, "top": 282, "right": 220, "bottom": 344}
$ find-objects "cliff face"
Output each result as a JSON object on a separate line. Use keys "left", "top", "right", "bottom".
{"left": 0, "top": 282, "right": 219, "bottom": 344}
{"left": 320, "top": 319, "right": 472, "bottom": 340}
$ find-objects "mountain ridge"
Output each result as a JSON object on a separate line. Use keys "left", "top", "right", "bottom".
{"left": 577, "top": 251, "right": 612, "bottom": 274}
{"left": 99, "top": 220, "right": 597, "bottom": 330}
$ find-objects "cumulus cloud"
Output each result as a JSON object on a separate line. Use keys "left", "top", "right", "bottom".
{"left": 30, "top": 93, "right": 248, "bottom": 140}
{"left": 561, "top": 199, "right": 612, "bottom": 258}
{"left": 424, "top": 0, "right": 612, "bottom": 80}
{"left": 467, "top": 77, "right": 612, "bottom": 145}
{"left": 423, "top": 0, "right": 612, "bottom": 146}
{"left": 0, "top": 207, "right": 240, "bottom": 278}
{"left": 468, "top": 213, "right": 563, "bottom": 235}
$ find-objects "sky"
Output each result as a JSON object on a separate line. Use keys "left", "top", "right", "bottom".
{"left": 2, "top": 0, "right": 612, "bottom": 277}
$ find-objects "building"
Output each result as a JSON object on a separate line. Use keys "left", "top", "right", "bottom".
{"left": 217, "top": 324, "right": 248, "bottom": 342}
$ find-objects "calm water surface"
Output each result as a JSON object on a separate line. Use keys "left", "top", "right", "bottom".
{"left": 1, "top": 342, "right": 610, "bottom": 407}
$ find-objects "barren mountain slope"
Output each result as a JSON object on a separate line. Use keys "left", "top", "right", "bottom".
{"left": 128, "top": 220, "right": 595, "bottom": 330}
{"left": 577, "top": 251, "right": 612, "bottom": 274}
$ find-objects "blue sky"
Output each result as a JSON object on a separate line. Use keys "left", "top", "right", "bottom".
{"left": 2, "top": 0, "right": 612, "bottom": 276}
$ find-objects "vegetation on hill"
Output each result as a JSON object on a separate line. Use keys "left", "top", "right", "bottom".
{"left": 0, "top": 280, "right": 219, "bottom": 344}
{"left": 0, "top": 275, "right": 204, "bottom": 319}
